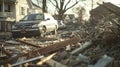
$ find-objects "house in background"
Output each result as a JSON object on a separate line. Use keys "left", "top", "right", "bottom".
{"left": 53, "top": 14, "right": 76, "bottom": 24}
{"left": 90, "top": 2, "right": 120, "bottom": 23}
{"left": 0, "top": 0, "right": 42, "bottom": 32}
{"left": 0, "top": 0, "right": 42, "bottom": 22}
{"left": 64, "top": 14, "right": 76, "bottom": 24}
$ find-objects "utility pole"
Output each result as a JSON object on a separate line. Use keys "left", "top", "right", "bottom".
{"left": 91, "top": 0, "right": 93, "bottom": 9}
{"left": 2, "top": 0, "right": 5, "bottom": 17}
{"left": 2, "top": 0, "right": 4, "bottom": 12}
{"left": 91, "top": 0, "right": 94, "bottom": 22}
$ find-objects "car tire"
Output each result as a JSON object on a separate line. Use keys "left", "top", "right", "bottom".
{"left": 52, "top": 25, "right": 57, "bottom": 35}
{"left": 52, "top": 29, "right": 57, "bottom": 35}
{"left": 40, "top": 26, "right": 46, "bottom": 37}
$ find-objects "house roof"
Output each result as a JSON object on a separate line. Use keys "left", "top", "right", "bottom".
{"left": 90, "top": 2, "right": 120, "bottom": 16}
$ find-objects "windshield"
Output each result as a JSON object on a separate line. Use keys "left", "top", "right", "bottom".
{"left": 22, "top": 14, "right": 44, "bottom": 21}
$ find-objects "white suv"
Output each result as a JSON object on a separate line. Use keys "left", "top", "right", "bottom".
{"left": 11, "top": 13, "right": 58, "bottom": 37}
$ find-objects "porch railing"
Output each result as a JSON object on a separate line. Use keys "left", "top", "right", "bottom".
{"left": 0, "top": 12, "right": 14, "bottom": 18}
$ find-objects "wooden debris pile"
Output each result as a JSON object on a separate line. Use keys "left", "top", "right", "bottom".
{"left": 1, "top": 2, "right": 120, "bottom": 67}
{"left": 42, "top": 2, "right": 120, "bottom": 67}
{"left": 0, "top": 36, "right": 81, "bottom": 67}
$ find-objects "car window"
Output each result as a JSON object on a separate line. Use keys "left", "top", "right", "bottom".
{"left": 44, "top": 13, "right": 54, "bottom": 20}
{"left": 35, "top": 14, "right": 44, "bottom": 20}
{"left": 22, "top": 14, "right": 44, "bottom": 21}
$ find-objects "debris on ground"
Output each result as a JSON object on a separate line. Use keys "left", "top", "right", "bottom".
{"left": 1, "top": 2, "right": 120, "bottom": 67}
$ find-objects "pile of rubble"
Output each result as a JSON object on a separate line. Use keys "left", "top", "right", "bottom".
{"left": 1, "top": 2, "right": 120, "bottom": 67}
{"left": 0, "top": 28, "right": 119, "bottom": 67}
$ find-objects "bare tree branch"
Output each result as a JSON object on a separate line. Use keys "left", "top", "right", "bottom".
{"left": 49, "top": 0, "right": 79, "bottom": 20}
{"left": 60, "top": 0, "right": 65, "bottom": 10}
{"left": 49, "top": 0, "right": 59, "bottom": 9}
{"left": 54, "top": 0, "right": 60, "bottom": 9}
{"left": 66, "top": 0, "right": 79, "bottom": 11}
{"left": 49, "top": 0, "right": 55, "bottom": 6}
{"left": 64, "top": 0, "right": 71, "bottom": 10}
{"left": 36, "top": 0, "right": 40, "bottom": 6}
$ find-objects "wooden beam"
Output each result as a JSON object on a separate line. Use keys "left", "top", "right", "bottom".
{"left": 37, "top": 53, "right": 56, "bottom": 65}
{"left": 12, "top": 56, "right": 43, "bottom": 67}
{"left": 71, "top": 41, "right": 92, "bottom": 55}
{"left": 32, "top": 36, "right": 80, "bottom": 55}
{"left": 17, "top": 39, "right": 42, "bottom": 48}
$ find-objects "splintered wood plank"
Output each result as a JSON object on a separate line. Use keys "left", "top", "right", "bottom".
{"left": 37, "top": 53, "right": 68, "bottom": 67}
{"left": 17, "top": 39, "right": 42, "bottom": 48}
{"left": 32, "top": 36, "right": 80, "bottom": 55}
{"left": 12, "top": 56, "right": 43, "bottom": 66}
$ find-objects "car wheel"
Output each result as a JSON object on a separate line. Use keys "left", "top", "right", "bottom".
{"left": 40, "top": 26, "right": 46, "bottom": 37}
{"left": 52, "top": 29, "right": 57, "bottom": 35}
{"left": 52, "top": 25, "right": 57, "bottom": 35}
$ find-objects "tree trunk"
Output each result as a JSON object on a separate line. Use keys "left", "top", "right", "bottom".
{"left": 42, "top": 0, "right": 47, "bottom": 12}
{"left": 58, "top": 14, "right": 63, "bottom": 20}
{"left": 58, "top": 10, "right": 65, "bottom": 20}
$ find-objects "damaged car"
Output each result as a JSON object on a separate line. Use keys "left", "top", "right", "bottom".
{"left": 11, "top": 13, "right": 58, "bottom": 38}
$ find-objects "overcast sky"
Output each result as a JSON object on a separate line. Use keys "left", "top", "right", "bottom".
{"left": 31, "top": 0, "right": 120, "bottom": 20}
{"left": 32, "top": 0, "right": 120, "bottom": 14}
{"left": 105, "top": 0, "right": 120, "bottom": 5}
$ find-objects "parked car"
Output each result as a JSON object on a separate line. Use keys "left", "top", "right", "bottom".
{"left": 11, "top": 13, "right": 58, "bottom": 38}
{"left": 57, "top": 20, "right": 66, "bottom": 29}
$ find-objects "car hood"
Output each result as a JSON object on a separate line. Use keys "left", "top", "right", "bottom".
{"left": 16, "top": 20, "right": 40, "bottom": 25}
{"left": 12, "top": 20, "right": 42, "bottom": 29}
{"left": 14, "top": 20, "right": 42, "bottom": 26}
